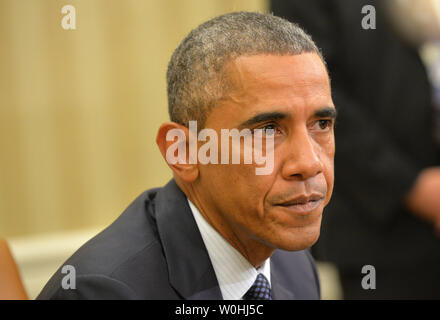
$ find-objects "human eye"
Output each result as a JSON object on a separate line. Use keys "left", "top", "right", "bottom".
{"left": 313, "top": 119, "right": 334, "bottom": 131}
{"left": 256, "top": 123, "right": 281, "bottom": 136}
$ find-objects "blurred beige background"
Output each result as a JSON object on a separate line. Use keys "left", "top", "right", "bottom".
{"left": 0, "top": 0, "right": 342, "bottom": 299}
{"left": 0, "top": 0, "right": 267, "bottom": 238}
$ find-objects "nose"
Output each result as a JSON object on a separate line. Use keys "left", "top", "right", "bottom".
{"left": 281, "top": 128, "right": 323, "bottom": 180}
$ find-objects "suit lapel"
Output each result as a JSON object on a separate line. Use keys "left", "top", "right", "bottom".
{"left": 270, "top": 254, "right": 296, "bottom": 300}
{"left": 153, "top": 179, "right": 222, "bottom": 300}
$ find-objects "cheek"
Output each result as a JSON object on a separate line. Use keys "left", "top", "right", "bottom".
{"left": 320, "top": 143, "right": 335, "bottom": 203}
{"left": 201, "top": 163, "right": 275, "bottom": 219}
{"left": 199, "top": 163, "right": 259, "bottom": 202}
{"left": 325, "top": 167, "right": 334, "bottom": 203}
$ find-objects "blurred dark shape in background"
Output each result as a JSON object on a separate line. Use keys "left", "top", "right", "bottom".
{"left": 271, "top": 0, "right": 440, "bottom": 299}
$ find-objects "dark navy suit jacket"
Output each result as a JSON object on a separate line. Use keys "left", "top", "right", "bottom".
{"left": 37, "top": 179, "right": 320, "bottom": 299}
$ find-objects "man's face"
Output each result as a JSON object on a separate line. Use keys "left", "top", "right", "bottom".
{"left": 196, "top": 53, "right": 335, "bottom": 252}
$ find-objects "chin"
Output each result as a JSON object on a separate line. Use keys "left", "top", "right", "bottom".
{"left": 272, "top": 221, "right": 322, "bottom": 252}
{"left": 284, "top": 234, "right": 320, "bottom": 251}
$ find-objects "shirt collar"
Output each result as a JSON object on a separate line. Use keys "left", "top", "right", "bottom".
{"left": 188, "top": 198, "right": 271, "bottom": 300}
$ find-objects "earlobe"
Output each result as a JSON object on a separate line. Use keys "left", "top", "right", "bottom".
{"left": 156, "top": 122, "right": 199, "bottom": 183}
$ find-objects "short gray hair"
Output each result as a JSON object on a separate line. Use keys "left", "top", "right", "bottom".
{"left": 166, "top": 11, "right": 325, "bottom": 128}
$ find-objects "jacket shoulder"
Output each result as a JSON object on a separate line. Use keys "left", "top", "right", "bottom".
{"left": 37, "top": 187, "right": 179, "bottom": 299}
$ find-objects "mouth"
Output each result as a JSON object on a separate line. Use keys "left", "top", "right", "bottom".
{"left": 275, "top": 194, "right": 325, "bottom": 215}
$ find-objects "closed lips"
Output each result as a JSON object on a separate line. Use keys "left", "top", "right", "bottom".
{"left": 277, "top": 194, "right": 324, "bottom": 206}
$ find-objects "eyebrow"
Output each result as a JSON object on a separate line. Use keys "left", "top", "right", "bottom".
{"left": 314, "top": 107, "right": 337, "bottom": 119}
{"left": 239, "top": 112, "right": 289, "bottom": 128}
{"left": 238, "top": 106, "right": 337, "bottom": 128}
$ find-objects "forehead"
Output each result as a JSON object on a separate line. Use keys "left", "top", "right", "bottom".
{"left": 233, "top": 53, "right": 327, "bottom": 78}
{"left": 226, "top": 53, "right": 329, "bottom": 96}
{"left": 207, "top": 53, "right": 332, "bottom": 127}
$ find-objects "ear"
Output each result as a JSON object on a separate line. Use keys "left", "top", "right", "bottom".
{"left": 156, "top": 122, "right": 199, "bottom": 183}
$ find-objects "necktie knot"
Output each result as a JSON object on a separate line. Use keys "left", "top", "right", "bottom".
{"left": 243, "top": 273, "right": 272, "bottom": 300}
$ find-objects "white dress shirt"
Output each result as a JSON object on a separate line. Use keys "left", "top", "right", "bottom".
{"left": 188, "top": 199, "right": 271, "bottom": 300}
